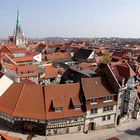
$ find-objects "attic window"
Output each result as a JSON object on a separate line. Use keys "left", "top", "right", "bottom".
{"left": 55, "top": 107, "right": 63, "bottom": 112}
{"left": 103, "top": 96, "right": 112, "bottom": 102}
{"left": 90, "top": 98, "right": 97, "bottom": 104}
{"left": 74, "top": 105, "right": 81, "bottom": 110}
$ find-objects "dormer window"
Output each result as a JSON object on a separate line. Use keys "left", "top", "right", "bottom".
{"left": 103, "top": 96, "right": 112, "bottom": 102}
{"left": 52, "top": 97, "right": 63, "bottom": 112}
{"left": 74, "top": 105, "right": 81, "bottom": 110}
{"left": 69, "top": 96, "right": 82, "bottom": 110}
{"left": 55, "top": 107, "right": 63, "bottom": 112}
{"left": 90, "top": 98, "right": 97, "bottom": 104}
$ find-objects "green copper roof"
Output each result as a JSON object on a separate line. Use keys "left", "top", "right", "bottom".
{"left": 16, "top": 9, "right": 20, "bottom": 27}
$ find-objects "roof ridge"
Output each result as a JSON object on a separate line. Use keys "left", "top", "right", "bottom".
{"left": 107, "top": 64, "right": 121, "bottom": 87}
{"left": 12, "top": 84, "right": 25, "bottom": 117}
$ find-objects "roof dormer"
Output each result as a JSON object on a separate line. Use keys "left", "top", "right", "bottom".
{"left": 52, "top": 97, "right": 63, "bottom": 112}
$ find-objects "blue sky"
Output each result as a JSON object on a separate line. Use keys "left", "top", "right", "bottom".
{"left": 0, "top": 0, "right": 140, "bottom": 38}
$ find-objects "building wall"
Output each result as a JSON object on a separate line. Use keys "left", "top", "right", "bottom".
{"left": 85, "top": 105, "right": 116, "bottom": 131}
{"left": 46, "top": 117, "right": 85, "bottom": 135}
{"left": 88, "top": 51, "right": 95, "bottom": 59}
{"left": 46, "top": 125, "right": 84, "bottom": 136}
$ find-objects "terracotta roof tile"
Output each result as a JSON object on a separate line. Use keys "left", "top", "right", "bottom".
{"left": 45, "top": 83, "right": 85, "bottom": 120}
{"left": 0, "top": 82, "right": 85, "bottom": 120}
{"left": 0, "top": 133, "right": 22, "bottom": 140}
{"left": 45, "top": 68, "right": 64, "bottom": 79}
{"left": 0, "top": 83, "right": 23, "bottom": 116}
{"left": 110, "top": 63, "right": 136, "bottom": 83}
{"left": 13, "top": 84, "right": 46, "bottom": 120}
{"left": 81, "top": 77, "right": 115, "bottom": 100}
{"left": 45, "top": 52, "right": 70, "bottom": 60}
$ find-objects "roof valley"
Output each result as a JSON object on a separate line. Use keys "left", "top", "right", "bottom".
{"left": 42, "top": 86, "right": 47, "bottom": 120}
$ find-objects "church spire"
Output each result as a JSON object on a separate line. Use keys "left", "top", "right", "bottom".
{"left": 15, "top": 9, "right": 26, "bottom": 48}
{"left": 16, "top": 9, "right": 20, "bottom": 28}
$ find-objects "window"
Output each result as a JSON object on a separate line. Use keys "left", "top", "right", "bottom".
{"left": 110, "top": 106, "right": 113, "bottom": 111}
{"left": 90, "top": 98, "right": 97, "bottom": 104}
{"left": 103, "top": 96, "right": 112, "bottom": 102}
{"left": 124, "top": 102, "right": 128, "bottom": 110}
{"left": 66, "top": 127, "right": 69, "bottom": 133}
{"left": 135, "top": 103, "right": 140, "bottom": 111}
{"left": 125, "top": 90, "right": 130, "bottom": 99}
{"left": 103, "top": 106, "right": 113, "bottom": 112}
{"left": 102, "top": 116, "right": 106, "bottom": 121}
{"left": 55, "top": 107, "right": 63, "bottom": 112}
{"left": 74, "top": 118, "right": 78, "bottom": 122}
{"left": 77, "top": 125, "right": 81, "bottom": 131}
{"left": 74, "top": 105, "right": 81, "bottom": 110}
{"left": 53, "top": 129, "right": 57, "bottom": 134}
{"left": 90, "top": 108, "right": 98, "bottom": 114}
{"left": 90, "top": 118, "right": 94, "bottom": 121}
{"left": 107, "top": 115, "right": 111, "bottom": 120}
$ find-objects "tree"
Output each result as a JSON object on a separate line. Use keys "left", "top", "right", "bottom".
{"left": 102, "top": 54, "right": 111, "bottom": 64}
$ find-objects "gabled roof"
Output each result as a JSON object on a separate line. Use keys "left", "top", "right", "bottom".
{"left": 111, "top": 51, "right": 127, "bottom": 59}
{"left": 44, "top": 67, "right": 64, "bottom": 79}
{"left": 0, "top": 83, "right": 46, "bottom": 120}
{"left": 81, "top": 77, "right": 115, "bottom": 100}
{"left": 72, "top": 48, "right": 94, "bottom": 61}
{"left": 109, "top": 62, "right": 136, "bottom": 84}
{"left": 20, "top": 78, "right": 36, "bottom": 85}
{"left": 17, "top": 65, "right": 38, "bottom": 73}
{"left": 45, "top": 52, "right": 70, "bottom": 61}
{"left": 0, "top": 82, "right": 85, "bottom": 120}
{"left": 44, "top": 83, "right": 85, "bottom": 120}
{"left": 13, "top": 84, "right": 46, "bottom": 120}
{"left": 0, "top": 83, "right": 23, "bottom": 116}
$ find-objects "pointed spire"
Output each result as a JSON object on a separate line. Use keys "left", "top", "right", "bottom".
{"left": 16, "top": 8, "right": 20, "bottom": 28}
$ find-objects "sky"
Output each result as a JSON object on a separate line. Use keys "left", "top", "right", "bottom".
{"left": 0, "top": 0, "right": 140, "bottom": 38}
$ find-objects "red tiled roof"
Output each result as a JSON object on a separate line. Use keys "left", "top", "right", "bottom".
{"left": 4, "top": 43, "right": 16, "bottom": 48}
{"left": 28, "top": 43, "right": 39, "bottom": 49}
{"left": 44, "top": 65, "right": 55, "bottom": 69}
{"left": 45, "top": 83, "right": 85, "bottom": 120}
{"left": 17, "top": 65, "right": 38, "bottom": 73}
{"left": 110, "top": 63, "right": 136, "bottom": 82}
{"left": 0, "top": 83, "right": 23, "bottom": 116}
{"left": 81, "top": 77, "right": 116, "bottom": 100}
{"left": 0, "top": 83, "right": 85, "bottom": 120}
{"left": 0, "top": 83, "right": 46, "bottom": 120}
{"left": 20, "top": 79, "right": 36, "bottom": 85}
{"left": 0, "top": 133, "right": 22, "bottom": 140}
{"left": 95, "top": 56, "right": 104, "bottom": 63}
{"left": 12, "top": 56, "right": 34, "bottom": 62}
{"left": 44, "top": 68, "right": 64, "bottom": 79}
{"left": 10, "top": 48, "right": 29, "bottom": 53}
{"left": 13, "top": 84, "right": 46, "bottom": 120}
{"left": 111, "top": 51, "right": 127, "bottom": 59}
{"left": 45, "top": 52, "right": 70, "bottom": 60}
{"left": 0, "top": 46, "right": 11, "bottom": 54}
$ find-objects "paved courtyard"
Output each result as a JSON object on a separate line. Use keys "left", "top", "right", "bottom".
{"left": 0, "top": 119, "right": 140, "bottom": 140}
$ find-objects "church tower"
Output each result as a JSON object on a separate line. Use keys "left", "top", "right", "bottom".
{"left": 15, "top": 9, "right": 26, "bottom": 48}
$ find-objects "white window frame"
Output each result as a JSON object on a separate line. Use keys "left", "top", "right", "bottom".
{"left": 90, "top": 98, "right": 97, "bottom": 104}
{"left": 103, "top": 96, "right": 113, "bottom": 102}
